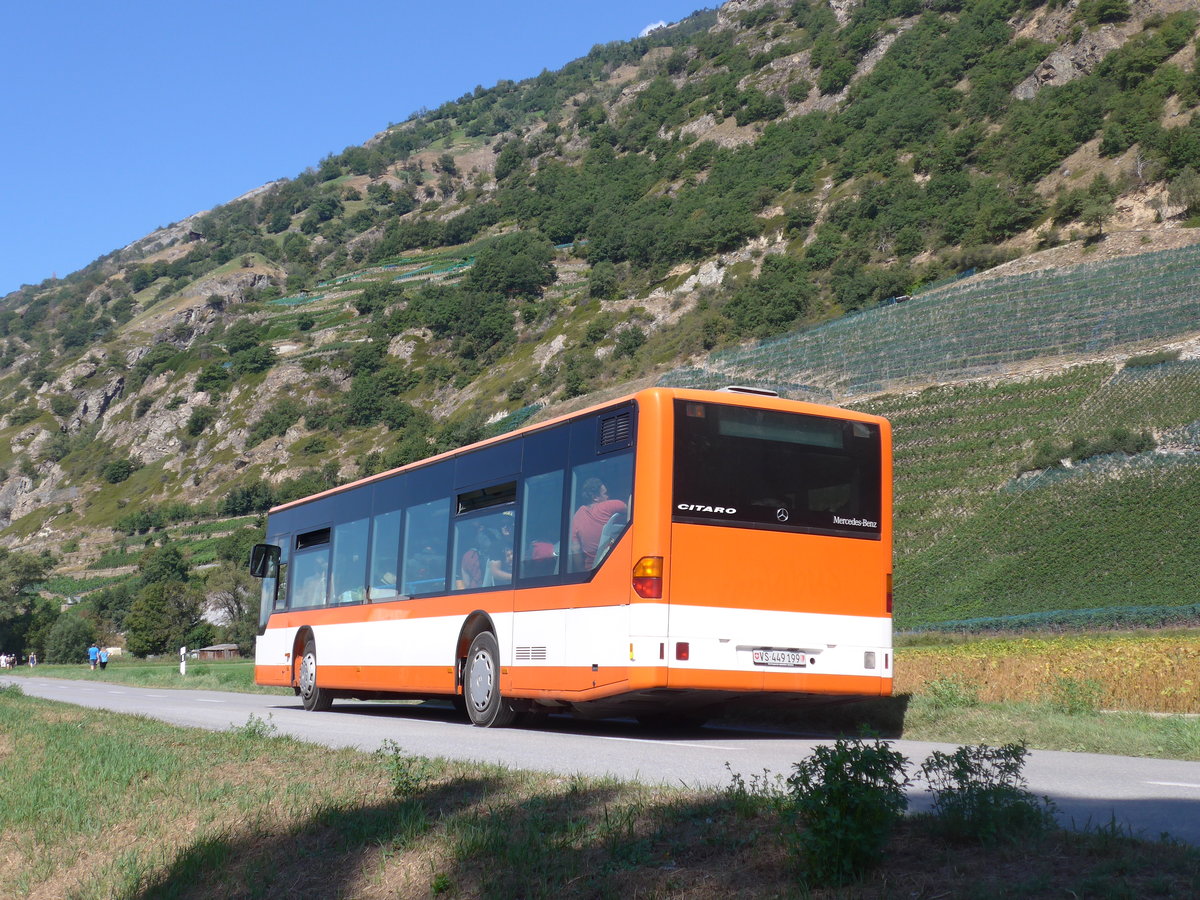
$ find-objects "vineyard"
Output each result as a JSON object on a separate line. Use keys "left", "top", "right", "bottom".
{"left": 661, "top": 241, "right": 1200, "bottom": 399}
{"left": 664, "top": 243, "right": 1200, "bottom": 631}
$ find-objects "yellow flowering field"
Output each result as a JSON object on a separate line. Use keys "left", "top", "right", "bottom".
{"left": 895, "top": 632, "right": 1200, "bottom": 713}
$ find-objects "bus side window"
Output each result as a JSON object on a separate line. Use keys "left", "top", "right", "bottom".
{"left": 331, "top": 518, "right": 369, "bottom": 604}
{"left": 520, "top": 470, "right": 563, "bottom": 578}
{"left": 567, "top": 454, "right": 633, "bottom": 573}
{"left": 291, "top": 528, "right": 331, "bottom": 608}
{"left": 453, "top": 509, "right": 515, "bottom": 590}
{"left": 292, "top": 551, "right": 329, "bottom": 608}
{"left": 369, "top": 510, "right": 401, "bottom": 600}
{"left": 275, "top": 562, "right": 288, "bottom": 610}
{"left": 403, "top": 498, "right": 449, "bottom": 595}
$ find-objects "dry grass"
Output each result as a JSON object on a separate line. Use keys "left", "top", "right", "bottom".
{"left": 896, "top": 631, "right": 1200, "bottom": 713}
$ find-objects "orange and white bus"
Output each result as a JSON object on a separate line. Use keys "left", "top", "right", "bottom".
{"left": 250, "top": 386, "right": 892, "bottom": 727}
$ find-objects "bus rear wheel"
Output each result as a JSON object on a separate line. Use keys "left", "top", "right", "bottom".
{"left": 463, "top": 632, "right": 516, "bottom": 728}
{"left": 298, "top": 638, "right": 333, "bottom": 712}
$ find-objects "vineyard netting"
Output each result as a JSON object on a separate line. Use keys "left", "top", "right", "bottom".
{"left": 660, "top": 243, "right": 1200, "bottom": 629}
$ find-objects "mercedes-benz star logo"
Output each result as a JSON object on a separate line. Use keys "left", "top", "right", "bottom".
{"left": 776, "top": 508, "right": 790, "bottom": 522}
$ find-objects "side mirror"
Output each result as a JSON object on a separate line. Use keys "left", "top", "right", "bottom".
{"left": 249, "top": 543, "right": 280, "bottom": 578}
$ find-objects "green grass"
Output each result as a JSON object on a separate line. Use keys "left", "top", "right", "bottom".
{"left": 3, "top": 684, "right": 1199, "bottom": 899}
{"left": 11, "top": 658, "right": 291, "bottom": 695}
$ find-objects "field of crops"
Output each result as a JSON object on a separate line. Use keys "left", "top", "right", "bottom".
{"left": 896, "top": 632, "right": 1200, "bottom": 714}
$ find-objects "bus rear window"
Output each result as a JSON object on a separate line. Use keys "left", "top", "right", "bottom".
{"left": 673, "top": 400, "right": 882, "bottom": 540}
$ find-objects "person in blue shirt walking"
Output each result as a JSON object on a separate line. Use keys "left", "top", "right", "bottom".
{"left": 87, "top": 643, "right": 99, "bottom": 670}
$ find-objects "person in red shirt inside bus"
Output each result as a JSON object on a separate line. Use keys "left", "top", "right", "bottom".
{"left": 570, "top": 478, "right": 627, "bottom": 570}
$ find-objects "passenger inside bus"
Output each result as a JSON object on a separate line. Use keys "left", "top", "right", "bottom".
{"left": 570, "top": 478, "right": 628, "bottom": 570}
{"left": 371, "top": 570, "right": 398, "bottom": 600}
{"left": 458, "top": 533, "right": 486, "bottom": 589}
{"left": 454, "top": 510, "right": 517, "bottom": 590}
{"left": 404, "top": 543, "right": 445, "bottom": 594}
{"left": 487, "top": 545, "right": 513, "bottom": 585}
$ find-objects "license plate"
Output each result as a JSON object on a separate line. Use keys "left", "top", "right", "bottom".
{"left": 752, "top": 649, "right": 806, "bottom": 668}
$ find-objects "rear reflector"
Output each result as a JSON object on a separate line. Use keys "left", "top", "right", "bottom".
{"left": 886, "top": 573, "right": 893, "bottom": 614}
{"left": 632, "top": 556, "right": 663, "bottom": 599}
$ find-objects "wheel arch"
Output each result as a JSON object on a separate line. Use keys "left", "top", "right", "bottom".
{"left": 292, "top": 626, "right": 316, "bottom": 687}
{"left": 455, "top": 611, "right": 498, "bottom": 691}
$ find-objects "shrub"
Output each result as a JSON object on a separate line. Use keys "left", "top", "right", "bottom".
{"left": 924, "top": 674, "right": 981, "bottom": 710}
{"left": 784, "top": 738, "right": 910, "bottom": 886}
{"left": 1124, "top": 349, "right": 1180, "bottom": 369}
{"left": 49, "top": 393, "right": 77, "bottom": 418}
{"left": 102, "top": 458, "right": 137, "bottom": 484}
{"left": 194, "top": 363, "right": 233, "bottom": 394}
{"left": 186, "top": 406, "right": 217, "bottom": 437}
{"left": 614, "top": 326, "right": 647, "bottom": 358}
{"left": 45, "top": 612, "right": 95, "bottom": 664}
{"left": 920, "top": 743, "right": 1057, "bottom": 844}
{"left": 1047, "top": 676, "right": 1105, "bottom": 715}
{"left": 9, "top": 405, "right": 41, "bottom": 427}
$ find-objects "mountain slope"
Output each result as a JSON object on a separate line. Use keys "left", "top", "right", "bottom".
{"left": 2, "top": 0, "right": 1200, "bottom": 649}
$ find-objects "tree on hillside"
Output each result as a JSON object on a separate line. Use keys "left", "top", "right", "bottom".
{"left": 1081, "top": 195, "right": 1115, "bottom": 237}
{"left": 222, "top": 319, "right": 266, "bottom": 355}
{"left": 0, "top": 548, "right": 55, "bottom": 656}
{"left": 1168, "top": 167, "right": 1200, "bottom": 217}
{"left": 723, "top": 254, "right": 817, "bottom": 338}
{"left": 139, "top": 543, "right": 189, "bottom": 585}
{"left": 464, "top": 232, "right": 557, "bottom": 298}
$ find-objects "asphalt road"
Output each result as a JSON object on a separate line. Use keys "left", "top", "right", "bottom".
{"left": 5, "top": 674, "right": 1200, "bottom": 846}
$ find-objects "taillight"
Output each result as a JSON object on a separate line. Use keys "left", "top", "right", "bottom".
{"left": 886, "top": 573, "right": 893, "bottom": 614}
{"left": 676, "top": 642, "right": 690, "bottom": 661}
{"left": 632, "top": 556, "right": 663, "bottom": 599}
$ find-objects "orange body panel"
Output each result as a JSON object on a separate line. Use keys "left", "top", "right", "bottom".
{"left": 669, "top": 524, "right": 890, "bottom": 616}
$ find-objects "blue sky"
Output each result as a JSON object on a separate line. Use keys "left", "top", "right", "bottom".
{"left": 0, "top": 1, "right": 708, "bottom": 297}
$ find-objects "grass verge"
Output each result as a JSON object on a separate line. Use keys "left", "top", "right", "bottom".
{"left": 1, "top": 684, "right": 1198, "bottom": 899}
{"left": 9, "top": 658, "right": 292, "bottom": 695}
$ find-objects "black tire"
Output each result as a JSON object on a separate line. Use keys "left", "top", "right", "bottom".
{"left": 463, "top": 632, "right": 516, "bottom": 727}
{"left": 297, "top": 638, "right": 334, "bottom": 712}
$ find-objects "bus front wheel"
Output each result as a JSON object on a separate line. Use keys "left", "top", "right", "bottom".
{"left": 298, "top": 638, "right": 334, "bottom": 712}
{"left": 463, "top": 632, "right": 516, "bottom": 727}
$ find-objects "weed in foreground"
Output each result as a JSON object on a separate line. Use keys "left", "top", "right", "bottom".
{"left": 378, "top": 739, "right": 441, "bottom": 798}
{"left": 228, "top": 713, "right": 278, "bottom": 739}
{"left": 724, "top": 762, "right": 785, "bottom": 818}
{"left": 920, "top": 743, "right": 1057, "bottom": 845}
{"left": 784, "top": 738, "right": 910, "bottom": 887}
